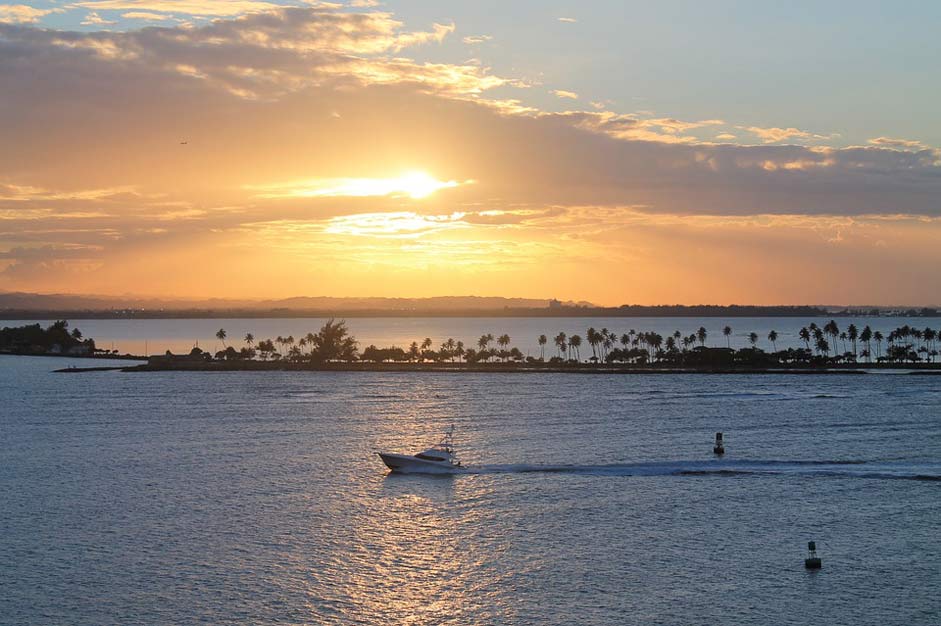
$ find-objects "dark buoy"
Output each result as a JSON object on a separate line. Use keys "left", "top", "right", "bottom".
{"left": 713, "top": 432, "right": 725, "bottom": 455}
{"left": 805, "top": 541, "right": 822, "bottom": 569}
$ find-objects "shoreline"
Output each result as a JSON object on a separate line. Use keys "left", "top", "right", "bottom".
{"left": 48, "top": 361, "right": 941, "bottom": 374}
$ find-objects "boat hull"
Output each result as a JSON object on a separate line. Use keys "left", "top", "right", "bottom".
{"left": 378, "top": 452, "right": 464, "bottom": 474}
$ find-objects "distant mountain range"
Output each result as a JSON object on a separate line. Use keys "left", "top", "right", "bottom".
{"left": 0, "top": 292, "right": 592, "bottom": 312}
{"left": 1, "top": 292, "right": 936, "bottom": 319}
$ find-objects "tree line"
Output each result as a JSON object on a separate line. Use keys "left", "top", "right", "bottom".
{"left": 205, "top": 319, "right": 939, "bottom": 366}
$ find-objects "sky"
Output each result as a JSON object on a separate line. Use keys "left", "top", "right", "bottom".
{"left": 1, "top": 1, "right": 939, "bottom": 305}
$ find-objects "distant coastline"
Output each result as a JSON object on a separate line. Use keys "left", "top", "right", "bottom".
{"left": 4, "top": 304, "right": 940, "bottom": 320}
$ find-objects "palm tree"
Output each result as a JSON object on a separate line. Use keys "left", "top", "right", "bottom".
{"left": 554, "top": 332, "right": 567, "bottom": 358}
{"left": 537, "top": 334, "right": 547, "bottom": 360}
{"left": 456, "top": 341, "right": 465, "bottom": 363}
{"left": 477, "top": 335, "right": 489, "bottom": 351}
{"left": 586, "top": 327, "right": 599, "bottom": 360}
{"left": 602, "top": 334, "right": 614, "bottom": 361}
{"left": 569, "top": 334, "right": 582, "bottom": 361}
{"left": 847, "top": 324, "right": 859, "bottom": 357}
{"left": 409, "top": 341, "right": 420, "bottom": 362}
{"left": 799, "top": 327, "right": 811, "bottom": 350}
{"left": 497, "top": 334, "right": 511, "bottom": 361}
{"left": 723, "top": 325, "right": 732, "bottom": 348}
{"left": 748, "top": 332, "right": 759, "bottom": 348}
{"left": 824, "top": 320, "right": 840, "bottom": 353}
{"left": 860, "top": 325, "right": 873, "bottom": 362}
{"left": 215, "top": 328, "right": 227, "bottom": 349}
{"left": 620, "top": 334, "right": 631, "bottom": 350}
{"left": 696, "top": 326, "right": 707, "bottom": 347}
{"left": 874, "top": 331, "right": 884, "bottom": 360}
{"left": 421, "top": 337, "right": 432, "bottom": 352}
{"left": 244, "top": 333, "right": 254, "bottom": 348}
{"left": 443, "top": 338, "right": 457, "bottom": 362}
{"left": 767, "top": 330, "right": 778, "bottom": 352}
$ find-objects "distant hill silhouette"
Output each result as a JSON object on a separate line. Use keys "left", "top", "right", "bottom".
{"left": 0, "top": 292, "right": 592, "bottom": 313}
{"left": 0, "top": 292, "right": 936, "bottom": 319}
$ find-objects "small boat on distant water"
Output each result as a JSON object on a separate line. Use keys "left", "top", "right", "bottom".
{"left": 378, "top": 426, "right": 464, "bottom": 473}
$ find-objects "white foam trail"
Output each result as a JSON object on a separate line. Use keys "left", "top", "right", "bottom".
{"left": 458, "top": 459, "right": 941, "bottom": 481}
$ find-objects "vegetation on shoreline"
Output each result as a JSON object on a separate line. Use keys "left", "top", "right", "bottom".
{"left": 169, "top": 319, "right": 940, "bottom": 368}
{"left": 0, "top": 320, "right": 98, "bottom": 356}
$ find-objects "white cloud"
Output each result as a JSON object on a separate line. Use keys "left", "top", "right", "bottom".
{"left": 0, "top": 4, "right": 62, "bottom": 23}
{"left": 81, "top": 11, "right": 117, "bottom": 26}
{"left": 462, "top": 34, "right": 492, "bottom": 44}
{"left": 742, "top": 125, "right": 834, "bottom": 144}
{"left": 122, "top": 11, "right": 176, "bottom": 21}
{"left": 867, "top": 136, "right": 929, "bottom": 150}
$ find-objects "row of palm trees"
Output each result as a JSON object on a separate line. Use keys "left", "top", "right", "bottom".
{"left": 211, "top": 320, "right": 357, "bottom": 362}
{"left": 210, "top": 320, "right": 941, "bottom": 365}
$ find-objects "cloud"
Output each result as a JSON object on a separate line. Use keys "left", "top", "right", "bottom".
{"left": 552, "top": 89, "right": 578, "bottom": 100}
{"left": 0, "top": 4, "right": 62, "bottom": 24}
{"left": 867, "top": 136, "right": 929, "bottom": 150}
{"left": 121, "top": 11, "right": 177, "bottom": 21}
{"left": 71, "top": 1, "right": 287, "bottom": 17}
{"left": 81, "top": 12, "right": 117, "bottom": 26}
{"left": 462, "top": 34, "right": 491, "bottom": 44}
{"left": 742, "top": 125, "right": 834, "bottom": 144}
{"left": 557, "top": 17, "right": 577, "bottom": 23}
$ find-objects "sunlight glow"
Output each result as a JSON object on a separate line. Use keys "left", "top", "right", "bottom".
{"left": 250, "top": 171, "right": 464, "bottom": 199}
{"left": 323, "top": 211, "right": 467, "bottom": 237}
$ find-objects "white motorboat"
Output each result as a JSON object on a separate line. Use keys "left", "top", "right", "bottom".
{"left": 378, "top": 427, "right": 464, "bottom": 473}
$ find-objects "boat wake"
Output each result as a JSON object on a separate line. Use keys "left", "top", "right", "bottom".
{"left": 461, "top": 459, "right": 941, "bottom": 481}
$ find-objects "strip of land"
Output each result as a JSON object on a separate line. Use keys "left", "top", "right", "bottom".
{"left": 51, "top": 361, "right": 941, "bottom": 374}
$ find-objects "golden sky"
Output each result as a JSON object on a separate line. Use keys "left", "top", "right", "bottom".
{"left": 1, "top": 3, "right": 940, "bottom": 305}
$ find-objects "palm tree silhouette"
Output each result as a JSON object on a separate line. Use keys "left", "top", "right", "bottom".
{"left": 244, "top": 333, "right": 254, "bottom": 348}
{"left": 748, "top": 332, "right": 759, "bottom": 348}
{"left": 537, "top": 334, "right": 547, "bottom": 360}
{"left": 767, "top": 330, "right": 778, "bottom": 352}
{"left": 723, "top": 325, "right": 732, "bottom": 348}
{"left": 586, "top": 327, "right": 599, "bottom": 360}
{"left": 847, "top": 324, "right": 859, "bottom": 357}
{"left": 216, "top": 328, "right": 227, "bottom": 349}
{"left": 697, "top": 327, "right": 707, "bottom": 347}
{"left": 799, "top": 327, "right": 811, "bottom": 350}
{"left": 497, "top": 334, "right": 511, "bottom": 361}
{"left": 554, "top": 332, "right": 567, "bottom": 358}
{"left": 456, "top": 341, "right": 465, "bottom": 362}
{"left": 860, "top": 325, "right": 873, "bottom": 362}
{"left": 569, "top": 334, "right": 582, "bottom": 361}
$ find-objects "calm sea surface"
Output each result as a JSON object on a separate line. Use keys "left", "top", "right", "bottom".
{"left": 1, "top": 354, "right": 940, "bottom": 625}
{"left": 6, "top": 316, "right": 941, "bottom": 356}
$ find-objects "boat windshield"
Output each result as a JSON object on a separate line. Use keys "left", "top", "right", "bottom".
{"left": 415, "top": 453, "right": 447, "bottom": 462}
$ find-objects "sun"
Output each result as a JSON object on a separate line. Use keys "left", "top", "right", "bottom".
{"left": 397, "top": 171, "right": 454, "bottom": 199}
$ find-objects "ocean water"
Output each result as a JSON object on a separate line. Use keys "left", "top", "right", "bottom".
{"left": 5, "top": 316, "right": 941, "bottom": 357}
{"left": 1, "top": 355, "right": 939, "bottom": 625}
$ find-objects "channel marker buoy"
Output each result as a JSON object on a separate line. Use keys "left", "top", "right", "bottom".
{"left": 805, "top": 541, "right": 822, "bottom": 569}
{"left": 713, "top": 432, "right": 725, "bottom": 455}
